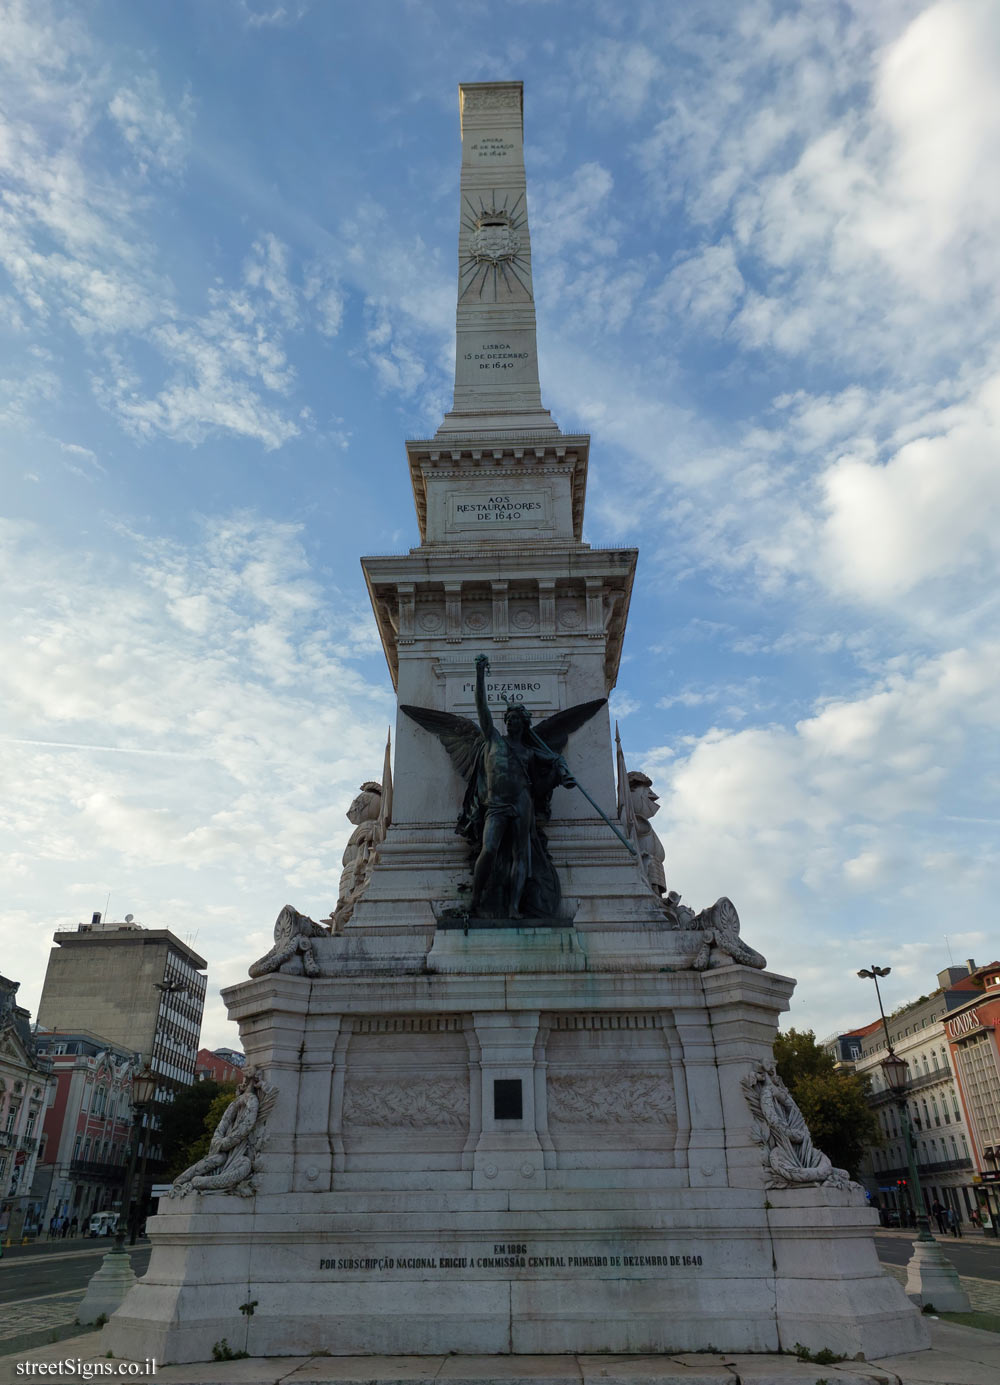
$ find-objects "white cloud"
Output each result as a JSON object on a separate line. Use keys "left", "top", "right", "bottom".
{"left": 0, "top": 5, "right": 317, "bottom": 450}
{"left": 0, "top": 511, "right": 394, "bottom": 1043}
{"left": 816, "top": 369, "right": 1000, "bottom": 609}
{"left": 571, "top": 39, "right": 663, "bottom": 121}
{"left": 108, "top": 73, "right": 194, "bottom": 178}
{"left": 654, "top": 640, "right": 1000, "bottom": 905}
{"left": 649, "top": 241, "right": 745, "bottom": 333}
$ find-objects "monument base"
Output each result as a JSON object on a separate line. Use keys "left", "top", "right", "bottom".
{"left": 103, "top": 948, "right": 927, "bottom": 1364}
{"left": 104, "top": 1188, "right": 926, "bottom": 1363}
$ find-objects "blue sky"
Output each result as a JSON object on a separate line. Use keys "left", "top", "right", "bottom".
{"left": 2, "top": 0, "right": 998, "bottom": 1049}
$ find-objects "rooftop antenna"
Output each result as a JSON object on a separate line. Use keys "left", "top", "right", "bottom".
{"left": 944, "top": 935, "right": 954, "bottom": 965}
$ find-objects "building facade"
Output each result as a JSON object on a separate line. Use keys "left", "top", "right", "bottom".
{"left": 829, "top": 961, "right": 989, "bottom": 1230}
{"left": 31, "top": 1030, "right": 135, "bottom": 1234}
{"left": 0, "top": 975, "right": 54, "bottom": 1242}
{"left": 37, "top": 914, "right": 207, "bottom": 1100}
{"left": 36, "top": 914, "right": 208, "bottom": 1184}
{"left": 194, "top": 1048, "right": 244, "bottom": 1085}
{"left": 942, "top": 959, "right": 1000, "bottom": 1231}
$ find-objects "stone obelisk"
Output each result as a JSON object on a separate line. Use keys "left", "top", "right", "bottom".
{"left": 103, "top": 84, "right": 928, "bottom": 1367}
{"left": 437, "top": 81, "right": 556, "bottom": 435}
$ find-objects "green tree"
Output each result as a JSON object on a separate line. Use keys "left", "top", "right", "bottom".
{"left": 169, "top": 1087, "right": 238, "bottom": 1176}
{"left": 773, "top": 1028, "right": 881, "bottom": 1177}
{"left": 159, "top": 1080, "right": 235, "bottom": 1178}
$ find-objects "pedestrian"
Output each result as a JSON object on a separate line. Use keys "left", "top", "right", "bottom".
{"left": 48, "top": 1215, "right": 57, "bottom": 1239}
{"left": 946, "top": 1206, "right": 962, "bottom": 1238}
{"left": 69, "top": 1216, "right": 78, "bottom": 1237}
{"left": 970, "top": 1208, "right": 981, "bottom": 1230}
{"left": 931, "top": 1199, "right": 947, "bottom": 1235}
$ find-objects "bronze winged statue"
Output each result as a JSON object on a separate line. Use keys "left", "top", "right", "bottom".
{"left": 401, "top": 654, "right": 606, "bottom": 920}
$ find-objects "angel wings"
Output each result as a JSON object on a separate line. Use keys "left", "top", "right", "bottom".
{"left": 400, "top": 693, "right": 605, "bottom": 920}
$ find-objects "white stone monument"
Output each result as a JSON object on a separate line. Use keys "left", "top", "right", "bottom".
{"left": 104, "top": 82, "right": 928, "bottom": 1366}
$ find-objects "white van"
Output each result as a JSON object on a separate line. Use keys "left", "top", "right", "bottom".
{"left": 87, "top": 1211, "right": 119, "bottom": 1237}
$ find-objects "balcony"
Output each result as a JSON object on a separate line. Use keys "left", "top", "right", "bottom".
{"left": 19, "top": 1136, "right": 38, "bottom": 1153}
{"left": 869, "top": 1069, "right": 953, "bottom": 1104}
{"left": 69, "top": 1160, "right": 126, "bottom": 1182}
{"left": 902, "top": 1068, "right": 955, "bottom": 1094}
{"left": 0, "top": 1130, "right": 14, "bottom": 1148}
{"left": 877, "top": 1157, "right": 973, "bottom": 1180}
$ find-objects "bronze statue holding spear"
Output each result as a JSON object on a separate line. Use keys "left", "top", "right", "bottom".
{"left": 402, "top": 654, "right": 633, "bottom": 921}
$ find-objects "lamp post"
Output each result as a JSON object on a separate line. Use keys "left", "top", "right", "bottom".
{"left": 77, "top": 1059, "right": 158, "bottom": 1324}
{"left": 857, "top": 965, "right": 970, "bottom": 1310}
{"left": 111, "top": 1063, "right": 157, "bottom": 1256}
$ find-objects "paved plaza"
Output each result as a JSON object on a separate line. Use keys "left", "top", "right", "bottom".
{"left": 2, "top": 1322, "right": 999, "bottom": 1385}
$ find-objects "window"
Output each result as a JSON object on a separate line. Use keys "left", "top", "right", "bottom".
{"left": 73, "top": 1135, "right": 81, "bottom": 1158}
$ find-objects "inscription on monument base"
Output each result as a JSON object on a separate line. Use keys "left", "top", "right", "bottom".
{"left": 319, "top": 1241, "right": 706, "bottom": 1274}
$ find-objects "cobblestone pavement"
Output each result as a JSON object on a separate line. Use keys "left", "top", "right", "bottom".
{"left": 0, "top": 1288, "right": 83, "bottom": 1343}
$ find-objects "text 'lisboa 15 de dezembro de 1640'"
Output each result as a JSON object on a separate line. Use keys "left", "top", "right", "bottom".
{"left": 102, "top": 82, "right": 929, "bottom": 1365}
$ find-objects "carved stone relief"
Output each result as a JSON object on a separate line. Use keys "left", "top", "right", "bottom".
{"left": 462, "top": 86, "right": 521, "bottom": 113}
{"left": 547, "top": 1069, "right": 675, "bottom": 1127}
{"left": 343, "top": 1077, "right": 469, "bottom": 1130}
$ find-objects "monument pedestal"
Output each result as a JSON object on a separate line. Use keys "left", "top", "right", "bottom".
{"left": 104, "top": 935, "right": 927, "bottom": 1364}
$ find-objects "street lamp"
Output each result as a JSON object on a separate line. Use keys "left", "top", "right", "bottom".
{"left": 111, "top": 1062, "right": 157, "bottom": 1256}
{"left": 857, "top": 964, "right": 970, "bottom": 1310}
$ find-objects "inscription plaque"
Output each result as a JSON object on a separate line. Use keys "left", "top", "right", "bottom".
{"left": 448, "top": 489, "right": 550, "bottom": 529}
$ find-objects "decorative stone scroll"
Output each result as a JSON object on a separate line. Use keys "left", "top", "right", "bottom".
{"left": 168, "top": 1067, "right": 277, "bottom": 1198}
{"left": 343, "top": 1077, "right": 469, "bottom": 1130}
{"left": 741, "top": 1061, "right": 857, "bottom": 1192}
{"left": 249, "top": 904, "right": 327, "bottom": 979}
{"left": 665, "top": 894, "right": 767, "bottom": 971}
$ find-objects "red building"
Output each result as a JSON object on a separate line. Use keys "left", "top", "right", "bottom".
{"left": 194, "top": 1048, "right": 244, "bottom": 1085}
{"left": 31, "top": 1030, "right": 135, "bottom": 1233}
{"left": 943, "top": 960, "right": 1000, "bottom": 1230}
